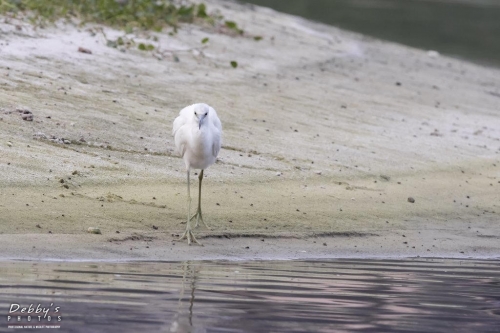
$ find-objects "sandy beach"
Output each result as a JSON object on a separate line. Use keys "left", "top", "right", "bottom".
{"left": 0, "top": 0, "right": 499, "bottom": 261}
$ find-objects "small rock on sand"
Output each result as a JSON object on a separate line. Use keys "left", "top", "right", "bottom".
{"left": 21, "top": 113, "right": 33, "bottom": 121}
{"left": 17, "top": 109, "right": 33, "bottom": 121}
{"left": 408, "top": 197, "right": 415, "bottom": 203}
{"left": 427, "top": 50, "right": 440, "bottom": 58}
{"left": 78, "top": 47, "right": 92, "bottom": 54}
{"left": 87, "top": 227, "right": 101, "bottom": 234}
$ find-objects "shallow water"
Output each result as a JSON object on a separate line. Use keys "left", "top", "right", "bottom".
{"left": 245, "top": 0, "right": 500, "bottom": 67}
{"left": 1, "top": 259, "right": 499, "bottom": 332}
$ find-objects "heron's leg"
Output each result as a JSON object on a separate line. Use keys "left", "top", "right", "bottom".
{"left": 177, "top": 170, "right": 202, "bottom": 245}
{"left": 192, "top": 170, "right": 210, "bottom": 229}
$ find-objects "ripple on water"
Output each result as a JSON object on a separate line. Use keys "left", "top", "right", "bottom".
{"left": 0, "top": 259, "right": 499, "bottom": 332}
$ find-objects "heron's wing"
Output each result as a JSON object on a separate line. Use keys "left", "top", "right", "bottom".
{"left": 208, "top": 106, "right": 222, "bottom": 158}
{"left": 172, "top": 116, "right": 185, "bottom": 136}
{"left": 174, "top": 127, "right": 188, "bottom": 157}
{"left": 172, "top": 104, "right": 196, "bottom": 136}
{"left": 212, "top": 128, "right": 222, "bottom": 157}
{"left": 212, "top": 130, "right": 221, "bottom": 158}
{"left": 173, "top": 105, "right": 197, "bottom": 157}
{"left": 179, "top": 143, "right": 187, "bottom": 157}
{"left": 209, "top": 106, "right": 222, "bottom": 133}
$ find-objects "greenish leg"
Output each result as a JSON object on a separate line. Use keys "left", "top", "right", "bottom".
{"left": 177, "top": 170, "right": 202, "bottom": 245}
{"left": 192, "top": 170, "right": 210, "bottom": 229}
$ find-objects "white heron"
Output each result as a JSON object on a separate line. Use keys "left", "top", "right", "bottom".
{"left": 172, "top": 103, "right": 222, "bottom": 245}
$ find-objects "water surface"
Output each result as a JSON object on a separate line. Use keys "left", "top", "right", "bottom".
{"left": 244, "top": 0, "right": 500, "bottom": 67}
{"left": 1, "top": 259, "right": 499, "bottom": 332}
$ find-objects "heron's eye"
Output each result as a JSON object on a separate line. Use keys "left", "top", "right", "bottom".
{"left": 205, "top": 112, "right": 208, "bottom": 116}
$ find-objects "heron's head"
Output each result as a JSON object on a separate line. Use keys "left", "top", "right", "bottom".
{"left": 194, "top": 104, "right": 209, "bottom": 129}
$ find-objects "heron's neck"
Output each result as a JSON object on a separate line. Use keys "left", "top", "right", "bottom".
{"left": 197, "top": 122, "right": 209, "bottom": 133}
{"left": 195, "top": 123, "right": 211, "bottom": 141}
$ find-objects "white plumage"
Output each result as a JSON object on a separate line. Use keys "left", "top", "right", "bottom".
{"left": 173, "top": 103, "right": 222, "bottom": 170}
{"left": 172, "top": 103, "right": 222, "bottom": 245}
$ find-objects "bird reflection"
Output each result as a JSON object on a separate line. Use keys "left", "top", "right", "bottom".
{"left": 170, "top": 261, "right": 200, "bottom": 332}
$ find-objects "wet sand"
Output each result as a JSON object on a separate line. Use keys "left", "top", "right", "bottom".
{"left": 0, "top": 0, "right": 499, "bottom": 260}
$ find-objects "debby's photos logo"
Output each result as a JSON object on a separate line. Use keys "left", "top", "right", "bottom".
{"left": 6, "top": 303, "right": 62, "bottom": 329}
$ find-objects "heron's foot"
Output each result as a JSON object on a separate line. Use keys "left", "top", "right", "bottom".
{"left": 176, "top": 228, "right": 203, "bottom": 246}
{"left": 190, "top": 208, "right": 211, "bottom": 230}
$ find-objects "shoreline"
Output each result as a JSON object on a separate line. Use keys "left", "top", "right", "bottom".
{"left": 1, "top": 224, "right": 499, "bottom": 262}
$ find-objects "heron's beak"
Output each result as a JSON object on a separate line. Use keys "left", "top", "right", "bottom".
{"left": 198, "top": 114, "right": 207, "bottom": 129}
